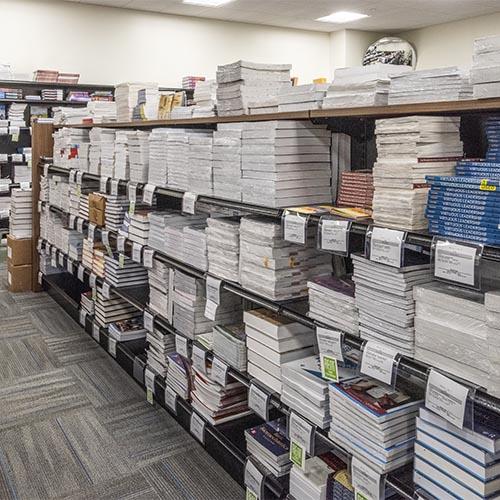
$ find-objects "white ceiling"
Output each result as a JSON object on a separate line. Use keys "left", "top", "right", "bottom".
{"left": 62, "top": 0, "right": 500, "bottom": 33}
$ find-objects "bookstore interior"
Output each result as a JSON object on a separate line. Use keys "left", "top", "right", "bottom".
{"left": 4, "top": 0, "right": 500, "bottom": 499}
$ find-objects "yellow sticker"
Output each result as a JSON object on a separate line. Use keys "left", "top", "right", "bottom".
{"left": 480, "top": 179, "right": 496, "bottom": 191}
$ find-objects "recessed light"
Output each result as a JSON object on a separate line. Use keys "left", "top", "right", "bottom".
{"left": 182, "top": 0, "right": 235, "bottom": 6}
{"left": 316, "top": 11, "right": 369, "bottom": 23}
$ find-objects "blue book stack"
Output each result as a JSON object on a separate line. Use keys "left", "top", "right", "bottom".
{"left": 425, "top": 116, "right": 500, "bottom": 245}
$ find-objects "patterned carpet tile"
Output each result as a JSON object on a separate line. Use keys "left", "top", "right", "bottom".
{"left": 0, "top": 313, "right": 41, "bottom": 340}
{"left": 11, "top": 290, "right": 59, "bottom": 312}
{"left": 29, "top": 305, "right": 83, "bottom": 335}
{"left": 0, "top": 291, "right": 23, "bottom": 317}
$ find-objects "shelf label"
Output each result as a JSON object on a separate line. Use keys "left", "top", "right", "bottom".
{"left": 79, "top": 309, "right": 87, "bottom": 327}
{"left": 11, "top": 132, "right": 18, "bottom": 142}
{"left": 76, "top": 171, "right": 83, "bottom": 185}
{"left": 38, "top": 271, "right": 43, "bottom": 285}
{"left": 88, "top": 223, "right": 96, "bottom": 243}
{"left": 77, "top": 265, "right": 84, "bottom": 282}
{"left": 66, "top": 258, "right": 73, "bottom": 274}
{"left": 118, "top": 253, "right": 125, "bottom": 268}
{"left": 58, "top": 252, "right": 64, "bottom": 267}
{"left": 289, "top": 412, "right": 314, "bottom": 470}
{"left": 69, "top": 169, "right": 77, "bottom": 184}
{"left": 249, "top": 383, "right": 270, "bottom": 421}
{"left": 190, "top": 412, "right": 205, "bottom": 444}
{"left": 182, "top": 192, "right": 197, "bottom": 214}
{"left": 352, "top": 456, "right": 383, "bottom": 500}
{"left": 244, "top": 459, "right": 264, "bottom": 500}
{"left": 192, "top": 344, "right": 207, "bottom": 375}
{"left": 425, "top": 369, "right": 469, "bottom": 428}
{"left": 69, "top": 214, "right": 76, "bottom": 229}
{"left": 284, "top": 212, "right": 306, "bottom": 245}
{"left": 128, "top": 182, "right": 137, "bottom": 203}
{"left": 143, "top": 248, "right": 154, "bottom": 269}
{"left": 165, "top": 386, "right": 177, "bottom": 414}
{"left": 110, "top": 179, "right": 119, "bottom": 196}
{"left": 360, "top": 341, "right": 398, "bottom": 386}
{"left": 100, "top": 176, "right": 109, "bottom": 194}
{"left": 128, "top": 201, "right": 135, "bottom": 216}
{"left": 143, "top": 184, "right": 156, "bottom": 206}
{"left": 108, "top": 338, "right": 117, "bottom": 358}
{"left": 89, "top": 272, "right": 97, "bottom": 289}
{"left": 204, "top": 299, "right": 218, "bottom": 321}
{"left": 102, "top": 281, "right": 111, "bottom": 300}
{"left": 143, "top": 311, "right": 154, "bottom": 333}
{"left": 321, "top": 219, "right": 349, "bottom": 254}
{"left": 132, "top": 243, "right": 142, "bottom": 264}
{"left": 117, "top": 235, "right": 125, "bottom": 253}
{"left": 43, "top": 164, "right": 49, "bottom": 177}
{"left": 20, "top": 181, "right": 30, "bottom": 190}
{"left": 51, "top": 254, "right": 57, "bottom": 268}
{"left": 76, "top": 218, "right": 84, "bottom": 234}
{"left": 206, "top": 275, "right": 222, "bottom": 305}
{"left": 316, "top": 327, "right": 344, "bottom": 363}
{"left": 101, "top": 230, "right": 113, "bottom": 256}
{"left": 369, "top": 226, "right": 405, "bottom": 268}
{"left": 145, "top": 368, "right": 156, "bottom": 402}
{"left": 92, "top": 323, "right": 100, "bottom": 343}
{"left": 434, "top": 240, "right": 477, "bottom": 287}
{"left": 212, "top": 357, "right": 228, "bottom": 386}
{"left": 175, "top": 335, "right": 189, "bottom": 358}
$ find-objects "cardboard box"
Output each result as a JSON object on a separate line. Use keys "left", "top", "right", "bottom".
{"left": 7, "top": 234, "right": 32, "bottom": 266}
{"left": 8, "top": 262, "right": 32, "bottom": 293}
{"left": 89, "top": 192, "right": 106, "bottom": 211}
{"left": 89, "top": 207, "right": 105, "bottom": 227}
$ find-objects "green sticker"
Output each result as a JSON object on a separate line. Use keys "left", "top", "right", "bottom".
{"left": 119, "top": 254, "right": 125, "bottom": 268}
{"left": 129, "top": 201, "right": 136, "bottom": 215}
{"left": 356, "top": 492, "right": 369, "bottom": 500}
{"left": 147, "top": 387, "right": 154, "bottom": 405}
{"left": 246, "top": 489, "right": 258, "bottom": 500}
{"left": 322, "top": 355, "right": 339, "bottom": 382}
{"left": 290, "top": 441, "right": 305, "bottom": 469}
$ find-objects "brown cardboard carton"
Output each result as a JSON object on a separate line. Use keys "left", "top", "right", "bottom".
{"left": 89, "top": 207, "right": 105, "bottom": 227}
{"left": 7, "top": 234, "right": 32, "bottom": 266}
{"left": 89, "top": 192, "right": 106, "bottom": 211}
{"left": 8, "top": 262, "right": 32, "bottom": 292}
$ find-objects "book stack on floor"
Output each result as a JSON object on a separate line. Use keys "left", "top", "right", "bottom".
{"left": 104, "top": 254, "right": 148, "bottom": 288}
{"left": 7, "top": 233, "right": 33, "bottom": 293}
{"left": 189, "top": 131, "right": 213, "bottom": 196}
{"left": 245, "top": 418, "right": 292, "bottom": 478}
{"left": 353, "top": 254, "right": 432, "bottom": 357}
{"left": 10, "top": 189, "right": 32, "bottom": 238}
{"left": 129, "top": 130, "right": 151, "bottom": 184}
{"left": 191, "top": 361, "right": 251, "bottom": 425}
{"left": 322, "top": 64, "right": 411, "bottom": 108}
{"left": 277, "top": 83, "right": 328, "bottom": 112}
{"left": 373, "top": 115, "right": 462, "bottom": 231}
{"left": 485, "top": 291, "right": 500, "bottom": 397}
{"left": 388, "top": 67, "right": 472, "bottom": 104}
{"left": 207, "top": 217, "right": 240, "bottom": 282}
{"left": 148, "top": 128, "right": 169, "bottom": 187}
{"left": 472, "top": 35, "right": 500, "bottom": 99}
{"left": 337, "top": 170, "right": 374, "bottom": 211}
{"left": 104, "top": 194, "right": 129, "bottom": 232}
{"left": 94, "top": 288, "right": 141, "bottom": 327}
{"left": 329, "top": 377, "right": 422, "bottom": 473}
{"left": 213, "top": 323, "right": 247, "bottom": 372}
{"left": 98, "top": 129, "right": 116, "bottom": 178}
{"left": 166, "top": 352, "right": 192, "bottom": 400}
{"left": 114, "top": 130, "right": 134, "bottom": 180}
{"left": 308, "top": 275, "right": 359, "bottom": 335}
{"left": 115, "top": 82, "right": 159, "bottom": 121}
{"left": 414, "top": 407, "right": 500, "bottom": 500}
{"left": 166, "top": 129, "right": 190, "bottom": 191}
{"left": 147, "top": 328, "right": 175, "bottom": 377}
{"left": 244, "top": 308, "right": 316, "bottom": 394}
{"left": 241, "top": 121, "right": 332, "bottom": 207}
{"left": 216, "top": 60, "right": 291, "bottom": 116}
{"left": 192, "top": 79, "right": 217, "bottom": 118}
{"left": 212, "top": 123, "right": 243, "bottom": 201}
{"left": 239, "top": 216, "right": 331, "bottom": 301}
{"left": 108, "top": 317, "right": 147, "bottom": 341}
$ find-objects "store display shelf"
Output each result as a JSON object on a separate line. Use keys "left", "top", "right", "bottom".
{"left": 0, "top": 182, "right": 30, "bottom": 197}
{"left": 0, "top": 98, "right": 89, "bottom": 106}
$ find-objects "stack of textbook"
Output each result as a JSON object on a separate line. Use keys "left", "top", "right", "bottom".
{"left": 148, "top": 128, "right": 169, "bottom": 187}
{"left": 94, "top": 288, "right": 141, "bottom": 327}
{"left": 114, "top": 130, "right": 133, "bottom": 180}
{"left": 277, "top": 83, "right": 328, "bottom": 112}
{"left": 166, "top": 352, "right": 192, "bottom": 400}
{"left": 472, "top": 35, "right": 500, "bottom": 98}
{"left": 104, "top": 254, "right": 149, "bottom": 288}
{"left": 129, "top": 131, "right": 151, "bottom": 184}
{"left": 188, "top": 131, "right": 213, "bottom": 196}
{"left": 115, "top": 82, "right": 159, "bottom": 121}
{"left": 148, "top": 260, "right": 173, "bottom": 319}
{"left": 127, "top": 210, "right": 151, "bottom": 246}
{"left": 207, "top": 217, "right": 240, "bottom": 282}
{"left": 167, "top": 129, "right": 190, "bottom": 191}
{"left": 485, "top": 291, "right": 500, "bottom": 397}
{"left": 104, "top": 194, "right": 129, "bottom": 232}
{"left": 10, "top": 189, "right": 32, "bottom": 238}
{"left": 192, "top": 79, "right": 217, "bottom": 117}
{"left": 212, "top": 323, "right": 247, "bottom": 372}
{"left": 108, "top": 318, "right": 147, "bottom": 341}
{"left": 146, "top": 327, "right": 175, "bottom": 377}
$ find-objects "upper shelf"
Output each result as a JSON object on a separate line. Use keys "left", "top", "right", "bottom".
{"left": 51, "top": 97, "right": 500, "bottom": 129}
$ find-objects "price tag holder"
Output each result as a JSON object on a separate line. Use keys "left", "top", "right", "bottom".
{"left": 132, "top": 243, "right": 142, "bottom": 264}
{"left": 289, "top": 412, "right": 314, "bottom": 470}
{"left": 145, "top": 368, "right": 156, "bottom": 404}
{"left": 182, "top": 192, "right": 198, "bottom": 214}
{"left": 206, "top": 275, "right": 222, "bottom": 305}
{"left": 100, "top": 176, "right": 109, "bottom": 194}
{"left": 69, "top": 214, "right": 76, "bottom": 230}
{"left": 76, "top": 218, "right": 84, "bottom": 234}
{"left": 317, "top": 327, "right": 344, "bottom": 382}
{"left": 192, "top": 344, "right": 207, "bottom": 375}
{"left": 75, "top": 171, "right": 83, "bottom": 185}
{"left": 360, "top": 341, "right": 399, "bottom": 386}
{"left": 190, "top": 411, "right": 205, "bottom": 444}
{"left": 102, "top": 281, "right": 111, "bottom": 300}
{"left": 79, "top": 309, "right": 87, "bottom": 327}
{"left": 38, "top": 271, "right": 43, "bottom": 286}
{"left": 367, "top": 226, "right": 406, "bottom": 268}
{"left": 11, "top": 132, "right": 19, "bottom": 142}
{"left": 88, "top": 223, "right": 96, "bottom": 243}
{"left": 165, "top": 386, "right": 177, "bottom": 414}
{"left": 43, "top": 164, "right": 49, "bottom": 177}
{"left": 432, "top": 239, "right": 480, "bottom": 288}
{"left": 66, "top": 258, "right": 73, "bottom": 274}
{"left": 92, "top": 323, "right": 100, "bottom": 343}
{"left": 89, "top": 272, "right": 97, "bottom": 290}
{"left": 69, "top": 169, "right": 77, "bottom": 184}
{"left": 117, "top": 235, "right": 125, "bottom": 253}
{"left": 425, "top": 369, "right": 469, "bottom": 428}
{"left": 249, "top": 383, "right": 270, "bottom": 421}
{"left": 143, "top": 183, "right": 156, "bottom": 205}
{"left": 283, "top": 210, "right": 307, "bottom": 245}
{"left": 58, "top": 252, "right": 64, "bottom": 267}
{"left": 118, "top": 253, "right": 125, "bottom": 268}
{"left": 352, "top": 456, "right": 383, "bottom": 500}
{"left": 204, "top": 299, "right": 218, "bottom": 321}
{"left": 318, "top": 217, "right": 351, "bottom": 255}
{"left": 212, "top": 357, "right": 228, "bottom": 386}
{"left": 143, "top": 310, "right": 154, "bottom": 332}
{"left": 110, "top": 179, "right": 119, "bottom": 196}
{"left": 77, "top": 265, "right": 85, "bottom": 282}
{"left": 244, "top": 459, "right": 264, "bottom": 500}
{"left": 175, "top": 335, "right": 189, "bottom": 358}
{"left": 127, "top": 182, "right": 137, "bottom": 203}
{"left": 20, "top": 181, "right": 30, "bottom": 190}
{"left": 51, "top": 254, "right": 57, "bottom": 268}
{"left": 143, "top": 248, "right": 154, "bottom": 269}
{"left": 108, "top": 338, "right": 117, "bottom": 358}
{"left": 101, "top": 230, "right": 113, "bottom": 256}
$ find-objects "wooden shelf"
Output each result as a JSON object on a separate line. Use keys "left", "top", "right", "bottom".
{"left": 0, "top": 98, "right": 88, "bottom": 106}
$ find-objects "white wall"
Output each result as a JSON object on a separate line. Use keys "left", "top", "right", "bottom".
{"left": 0, "top": 0, "right": 331, "bottom": 86}
{"left": 400, "top": 12, "right": 500, "bottom": 70}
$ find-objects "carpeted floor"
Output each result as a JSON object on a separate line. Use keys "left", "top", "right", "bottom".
{"left": 0, "top": 248, "right": 244, "bottom": 500}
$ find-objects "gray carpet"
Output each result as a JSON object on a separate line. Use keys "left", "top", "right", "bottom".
{"left": 0, "top": 256, "right": 244, "bottom": 500}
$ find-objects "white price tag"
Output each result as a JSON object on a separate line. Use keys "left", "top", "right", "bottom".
{"left": 143, "top": 248, "right": 154, "bottom": 269}
{"left": 11, "top": 132, "right": 19, "bottom": 142}
{"left": 37, "top": 239, "right": 42, "bottom": 252}
{"left": 143, "top": 311, "right": 154, "bottom": 332}
{"left": 182, "top": 192, "right": 198, "bottom": 214}
{"left": 165, "top": 386, "right": 177, "bottom": 414}
{"left": 352, "top": 457, "right": 383, "bottom": 500}
{"left": 43, "top": 164, "right": 49, "bottom": 177}
{"left": 321, "top": 219, "right": 349, "bottom": 254}
{"left": 38, "top": 200, "right": 42, "bottom": 213}
{"left": 76, "top": 218, "right": 84, "bottom": 234}
{"left": 212, "top": 357, "right": 228, "bottom": 386}
{"left": 88, "top": 223, "right": 96, "bottom": 243}
{"left": 110, "top": 179, "right": 119, "bottom": 196}
{"left": 316, "top": 327, "right": 344, "bottom": 363}
{"left": 118, "top": 253, "right": 125, "bottom": 268}
{"left": 192, "top": 344, "right": 207, "bottom": 375}
{"left": 249, "top": 383, "right": 270, "bottom": 421}
{"left": 434, "top": 240, "right": 477, "bottom": 287}
{"left": 76, "top": 171, "right": 83, "bottom": 185}
{"left": 102, "top": 281, "right": 111, "bottom": 299}
{"left": 100, "top": 176, "right": 109, "bottom": 194}
{"left": 101, "top": 230, "right": 112, "bottom": 256}
{"left": 92, "top": 323, "right": 100, "bottom": 342}
{"left": 132, "top": 243, "right": 142, "bottom": 264}
{"left": 175, "top": 335, "right": 189, "bottom": 358}
{"left": 127, "top": 182, "right": 137, "bottom": 203}
{"left": 206, "top": 275, "right": 222, "bottom": 305}
{"left": 284, "top": 212, "right": 306, "bottom": 245}
{"left": 108, "top": 338, "right": 117, "bottom": 358}
{"left": 0, "top": 184, "right": 9, "bottom": 193}
{"left": 89, "top": 273, "right": 97, "bottom": 289}
{"left": 77, "top": 265, "right": 85, "bottom": 282}
{"left": 142, "top": 183, "right": 156, "bottom": 205}
{"left": 289, "top": 411, "right": 314, "bottom": 456}
{"left": 425, "top": 369, "right": 469, "bottom": 428}
{"left": 58, "top": 252, "right": 64, "bottom": 267}
{"left": 38, "top": 271, "right": 43, "bottom": 285}
{"left": 69, "top": 214, "right": 76, "bottom": 230}
{"left": 190, "top": 412, "right": 205, "bottom": 444}
{"left": 369, "top": 226, "right": 405, "bottom": 268}
{"left": 145, "top": 368, "right": 156, "bottom": 397}
{"left": 51, "top": 256, "right": 57, "bottom": 268}
{"left": 117, "top": 235, "right": 125, "bottom": 253}
{"left": 79, "top": 309, "right": 87, "bottom": 327}
{"left": 66, "top": 258, "right": 73, "bottom": 273}
{"left": 204, "top": 299, "right": 218, "bottom": 321}
{"left": 244, "top": 460, "right": 264, "bottom": 500}
{"left": 20, "top": 181, "right": 30, "bottom": 190}
{"left": 69, "top": 169, "right": 77, "bottom": 184}
{"left": 360, "top": 341, "right": 399, "bottom": 386}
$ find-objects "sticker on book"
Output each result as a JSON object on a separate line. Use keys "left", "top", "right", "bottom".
{"left": 175, "top": 335, "right": 189, "bottom": 358}
{"left": 145, "top": 368, "right": 156, "bottom": 405}
{"left": 100, "top": 176, "right": 109, "bottom": 194}
{"left": 206, "top": 275, "right": 222, "bottom": 305}
{"left": 204, "top": 299, "right": 218, "bottom": 321}
{"left": 110, "top": 179, "right": 119, "bottom": 196}
{"left": 108, "top": 338, "right": 117, "bottom": 358}
{"left": 143, "top": 248, "right": 154, "bottom": 269}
